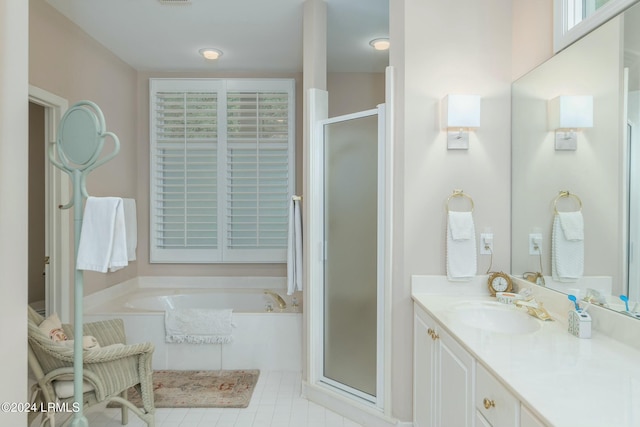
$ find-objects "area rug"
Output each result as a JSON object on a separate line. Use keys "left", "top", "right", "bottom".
{"left": 113, "top": 370, "right": 259, "bottom": 409}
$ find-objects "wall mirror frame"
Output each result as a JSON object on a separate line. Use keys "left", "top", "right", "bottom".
{"left": 554, "top": 0, "right": 639, "bottom": 52}
{"left": 513, "top": 0, "right": 640, "bottom": 318}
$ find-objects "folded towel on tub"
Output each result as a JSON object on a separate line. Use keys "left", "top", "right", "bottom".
{"left": 165, "top": 309, "right": 234, "bottom": 344}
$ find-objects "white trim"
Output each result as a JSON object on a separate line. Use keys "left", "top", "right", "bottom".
{"left": 554, "top": 0, "right": 639, "bottom": 53}
{"left": 307, "top": 88, "right": 329, "bottom": 410}
{"left": 28, "top": 86, "right": 70, "bottom": 322}
{"left": 383, "top": 65, "right": 395, "bottom": 418}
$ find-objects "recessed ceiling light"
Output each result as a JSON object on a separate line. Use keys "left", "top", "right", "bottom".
{"left": 199, "top": 48, "right": 223, "bottom": 60}
{"left": 369, "top": 38, "right": 390, "bottom": 51}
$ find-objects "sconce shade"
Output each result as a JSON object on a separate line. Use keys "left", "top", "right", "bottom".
{"left": 443, "top": 94, "right": 481, "bottom": 128}
{"left": 548, "top": 95, "right": 593, "bottom": 130}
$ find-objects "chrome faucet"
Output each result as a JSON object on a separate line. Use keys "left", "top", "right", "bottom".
{"left": 264, "top": 290, "right": 287, "bottom": 310}
{"left": 515, "top": 299, "right": 553, "bottom": 321}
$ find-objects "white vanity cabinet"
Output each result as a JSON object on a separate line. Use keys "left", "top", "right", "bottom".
{"left": 413, "top": 303, "right": 474, "bottom": 427}
{"left": 414, "top": 303, "right": 549, "bottom": 427}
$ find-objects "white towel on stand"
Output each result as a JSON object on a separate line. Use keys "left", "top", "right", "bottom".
{"left": 122, "top": 198, "right": 137, "bottom": 261}
{"left": 552, "top": 212, "right": 584, "bottom": 282}
{"left": 76, "top": 197, "right": 128, "bottom": 273}
{"left": 446, "top": 211, "right": 477, "bottom": 281}
{"left": 287, "top": 197, "right": 303, "bottom": 295}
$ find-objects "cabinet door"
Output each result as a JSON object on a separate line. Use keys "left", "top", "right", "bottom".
{"left": 476, "top": 363, "right": 519, "bottom": 427}
{"left": 436, "top": 329, "right": 475, "bottom": 427}
{"left": 414, "top": 306, "right": 437, "bottom": 427}
{"left": 476, "top": 410, "right": 493, "bottom": 427}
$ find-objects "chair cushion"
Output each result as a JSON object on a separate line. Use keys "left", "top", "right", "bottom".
{"left": 52, "top": 379, "right": 95, "bottom": 399}
{"left": 38, "top": 313, "right": 68, "bottom": 342}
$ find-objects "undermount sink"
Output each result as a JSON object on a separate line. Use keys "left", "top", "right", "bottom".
{"left": 448, "top": 300, "right": 542, "bottom": 334}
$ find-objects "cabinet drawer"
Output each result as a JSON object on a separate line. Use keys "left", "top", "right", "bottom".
{"left": 476, "top": 364, "right": 519, "bottom": 427}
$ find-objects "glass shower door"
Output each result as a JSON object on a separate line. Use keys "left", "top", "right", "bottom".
{"left": 321, "top": 107, "right": 384, "bottom": 405}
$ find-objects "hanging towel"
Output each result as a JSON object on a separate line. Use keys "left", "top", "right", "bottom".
{"left": 552, "top": 212, "right": 584, "bottom": 282}
{"left": 76, "top": 197, "right": 128, "bottom": 273}
{"left": 122, "top": 198, "right": 137, "bottom": 261}
{"left": 165, "top": 309, "right": 234, "bottom": 344}
{"left": 287, "top": 197, "right": 303, "bottom": 295}
{"left": 446, "top": 211, "right": 477, "bottom": 281}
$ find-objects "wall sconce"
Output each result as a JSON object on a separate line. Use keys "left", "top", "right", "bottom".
{"left": 548, "top": 95, "right": 593, "bottom": 150}
{"left": 442, "top": 94, "right": 481, "bottom": 150}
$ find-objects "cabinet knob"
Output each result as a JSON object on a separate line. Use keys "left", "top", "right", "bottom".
{"left": 427, "top": 328, "right": 439, "bottom": 340}
{"left": 483, "top": 398, "right": 496, "bottom": 410}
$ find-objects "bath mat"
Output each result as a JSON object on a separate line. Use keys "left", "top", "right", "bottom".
{"left": 112, "top": 369, "right": 259, "bottom": 409}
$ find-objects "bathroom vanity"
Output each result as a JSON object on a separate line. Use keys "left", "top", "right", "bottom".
{"left": 412, "top": 276, "right": 640, "bottom": 427}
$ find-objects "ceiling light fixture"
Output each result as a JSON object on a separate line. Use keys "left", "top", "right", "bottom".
{"left": 369, "top": 38, "right": 390, "bottom": 51}
{"left": 199, "top": 48, "right": 223, "bottom": 60}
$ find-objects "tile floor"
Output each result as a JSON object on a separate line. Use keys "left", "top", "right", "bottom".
{"left": 54, "top": 371, "right": 363, "bottom": 427}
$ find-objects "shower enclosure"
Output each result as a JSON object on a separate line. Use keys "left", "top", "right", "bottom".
{"left": 308, "top": 94, "right": 387, "bottom": 410}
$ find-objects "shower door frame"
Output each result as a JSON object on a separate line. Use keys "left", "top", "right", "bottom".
{"left": 309, "top": 104, "right": 387, "bottom": 410}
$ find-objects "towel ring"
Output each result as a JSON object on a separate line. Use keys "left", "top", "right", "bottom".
{"left": 553, "top": 190, "right": 582, "bottom": 214}
{"left": 446, "top": 189, "right": 474, "bottom": 212}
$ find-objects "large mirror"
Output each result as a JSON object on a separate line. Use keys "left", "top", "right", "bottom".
{"left": 512, "top": 1, "right": 640, "bottom": 316}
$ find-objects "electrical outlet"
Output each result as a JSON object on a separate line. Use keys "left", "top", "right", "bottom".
{"left": 480, "top": 233, "right": 494, "bottom": 255}
{"left": 529, "top": 233, "right": 542, "bottom": 255}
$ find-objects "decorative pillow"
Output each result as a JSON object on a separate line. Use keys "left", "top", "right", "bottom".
{"left": 61, "top": 336, "right": 101, "bottom": 350}
{"left": 38, "top": 313, "right": 68, "bottom": 342}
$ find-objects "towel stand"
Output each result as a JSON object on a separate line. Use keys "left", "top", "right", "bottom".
{"left": 446, "top": 189, "right": 474, "bottom": 212}
{"left": 553, "top": 190, "right": 582, "bottom": 214}
{"left": 48, "top": 101, "right": 120, "bottom": 427}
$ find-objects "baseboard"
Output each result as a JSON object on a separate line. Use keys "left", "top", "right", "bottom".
{"left": 303, "top": 381, "right": 400, "bottom": 427}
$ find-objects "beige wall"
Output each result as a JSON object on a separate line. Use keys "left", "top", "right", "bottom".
{"left": 391, "top": 0, "right": 513, "bottom": 421}
{"left": 512, "top": 0, "right": 554, "bottom": 80}
{"left": 29, "top": 0, "right": 139, "bottom": 295}
{"left": 328, "top": 72, "right": 385, "bottom": 117}
{"left": 0, "top": 0, "right": 29, "bottom": 422}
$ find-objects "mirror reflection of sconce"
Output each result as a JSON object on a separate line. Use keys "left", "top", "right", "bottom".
{"left": 548, "top": 95, "right": 593, "bottom": 151}
{"left": 442, "top": 94, "right": 481, "bottom": 150}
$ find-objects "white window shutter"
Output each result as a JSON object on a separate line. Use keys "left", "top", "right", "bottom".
{"left": 225, "top": 90, "right": 291, "bottom": 261}
{"left": 150, "top": 78, "right": 294, "bottom": 263}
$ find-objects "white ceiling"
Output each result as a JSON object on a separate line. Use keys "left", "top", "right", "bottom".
{"left": 46, "top": 0, "right": 389, "bottom": 73}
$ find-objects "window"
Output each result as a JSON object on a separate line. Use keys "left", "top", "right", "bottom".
{"left": 150, "top": 78, "right": 295, "bottom": 263}
{"left": 554, "top": 0, "right": 638, "bottom": 52}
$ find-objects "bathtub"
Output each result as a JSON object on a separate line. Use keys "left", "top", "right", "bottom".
{"left": 84, "top": 277, "right": 302, "bottom": 371}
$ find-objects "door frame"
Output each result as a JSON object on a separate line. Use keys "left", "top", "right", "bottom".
{"left": 310, "top": 105, "right": 386, "bottom": 410}
{"left": 28, "top": 85, "right": 70, "bottom": 322}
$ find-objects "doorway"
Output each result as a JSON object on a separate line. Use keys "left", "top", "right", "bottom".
{"left": 28, "top": 86, "right": 70, "bottom": 321}
{"left": 28, "top": 102, "right": 47, "bottom": 315}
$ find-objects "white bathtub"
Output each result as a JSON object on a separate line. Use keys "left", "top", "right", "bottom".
{"left": 84, "top": 277, "right": 302, "bottom": 371}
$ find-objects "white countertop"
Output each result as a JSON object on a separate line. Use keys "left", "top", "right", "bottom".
{"left": 412, "top": 277, "right": 640, "bottom": 427}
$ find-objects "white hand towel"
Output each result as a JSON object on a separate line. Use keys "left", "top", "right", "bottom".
{"left": 76, "top": 197, "right": 128, "bottom": 273}
{"left": 446, "top": 211, "right": 477, "bottom": 281}
{"left": 122, "top": 198, "right": 137, "bottom": 261}
{"left": 552, "top": 213, "right": 584, "bottom": 282}
{"left": 558, "top": 211, "right": 584, "bottom": 241}
{"left": 287, "top": 197, "right": 303, "bottom": 295}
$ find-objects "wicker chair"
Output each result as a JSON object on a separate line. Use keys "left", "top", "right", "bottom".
{"left": 27, "top": 306, "right": 155, "bottom": 427}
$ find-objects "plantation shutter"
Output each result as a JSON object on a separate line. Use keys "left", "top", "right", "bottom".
{"left": 224, "top": 83, "right": 293, "bottom": 262}
{"left": 150, "top": 79, "right": 294, "bottom": 263}
{"left": 150, "top": 80, "right": 222, "bottom": 262}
